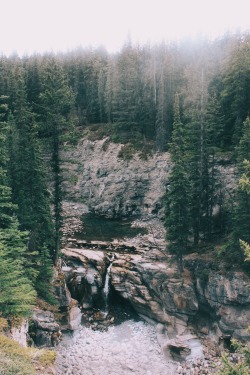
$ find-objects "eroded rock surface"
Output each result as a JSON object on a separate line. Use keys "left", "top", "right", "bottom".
{"left": 195, "top": 271, "right": 250, "bottom": 341}
{"left": 31, "top": 308, "right": 61, "bottom": 347}
{"left": 61, "top": 239, "right": 250, "bottom": 342}
{"left": 62, "top": 138, "right": 171, "bottom": 217}
{"left": 9, "top": 319, "right": 29, "bottom": 347}
{"left": 60, "top": 139, "right": 248, "bottom": 346}
{"left": 62, "top": 138, "right": 236, "bottom": 220}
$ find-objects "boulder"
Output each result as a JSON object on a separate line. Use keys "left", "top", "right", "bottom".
{"left": 165, "top": 339, "right": 191, "bottom": 361}
{"left": 62, "top": 247, "right": 107, "bottom": 310}
{"left": 10, "top": 319, "right": 29, "bottom": 347}
{"left": 32, "top": 308, "right": 61, "bottom": 347}
{"left": 68, "top": 304, "right": 82, "bottom": 330}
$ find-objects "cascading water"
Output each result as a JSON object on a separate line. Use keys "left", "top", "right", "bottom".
{"left": 103, "top": 254, "right": 115, "bottom": 313}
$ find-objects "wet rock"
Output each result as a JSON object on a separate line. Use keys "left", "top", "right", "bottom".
{"left": 62, "top": 247, "right": 107, "bottom": 310}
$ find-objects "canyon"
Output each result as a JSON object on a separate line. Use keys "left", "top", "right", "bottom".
{"left": 18, "top": 137, "right": 249, "bottom": 374}
{"left": 59, "top": 138, "right": 249, "bottom": 347}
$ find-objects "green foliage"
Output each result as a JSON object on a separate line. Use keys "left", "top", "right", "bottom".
{"left": 240, "top": 240, "right": 250, "bottom": 262}
{"left": 165, "top": 94, "right": 190, "bottom": 270}
{"left": 7, "top": 70, "right": 55, "bottom": 301}
{"left": 0, "top": 317, "right": 8, "bottom": 331}
{"left": 186, "top": 102, "right": 219, "bottom": 244}
{"left": 0, "top": 95, "right": 36, "bottom": 318}
{"left": 1, "top": 35, "right": 250, "bottom": 311}
{"left": 239, "top": 160, "right": 250, "bottom": 194}
{"left": 118, "top": 144, "right": 135, "bottom": 160}
{"left": 0, "top": 246, "right": 36, "bottom": 317}
{"left": 0, "top": 334, "right": 56, "bottom": 375}
{"left": 39, "top": 58, "right": 74, "bottom": 265}
{"left": 228, "top": 119, "right": 250, "bottom": 263}
{"left": 238, "top": 159, "right": 250, "bottom": 263}
{"left": 216, "top": 340, "right": 250, "bottom": 375}
{"left": 219, "top": 36, "right": 250, "bottom": 147}
{"left": 85, "top": 123, "right": 113, "bottom": 142}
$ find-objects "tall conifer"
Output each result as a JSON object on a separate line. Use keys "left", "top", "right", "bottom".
{"left": 8, "top": 69, "right": 55, "bottom": 300}
{"left": 0, "top": 95, "right": 36, "bottom": 317}
{"left": 165, "top": 94, "right": 190, "bottom": 271}
{"left": 39, "top": 58, "right": 74, "bottom": 265}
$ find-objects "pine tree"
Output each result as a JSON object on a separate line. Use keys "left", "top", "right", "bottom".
{"left": 165, "top": 94, "right": 190, "bottom": 271}
{"left": 220, "top": 35, "right": 250, "bottom": 147}
{"left": 186, "top": 70, "right": 219, "bottom": 244}
{"left": 8, "top": 68, "right": 55, "bottom": 300}
{"left": 112, "top": 44, "right": 143, "bottom": 141}
{"left": 39, "top": 58, "right": 74, "bottom": 265}
{"left": 239, "top": 161, "right": 250, "bottom": 260}
{"left": 155, "top": 67, "right": 167, "bottom": 152}
{"left": 0, "top": 95, "right": 36, "bottom": 317}
{"left": 0, "top": 245, "right": 36, "bottom": 317}
{"left": 231, "top": 118, "right": 250, "bottom": 261}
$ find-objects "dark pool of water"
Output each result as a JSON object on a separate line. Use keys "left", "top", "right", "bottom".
{"left": 75, "top": 214, "right": 147, "bottom": 242}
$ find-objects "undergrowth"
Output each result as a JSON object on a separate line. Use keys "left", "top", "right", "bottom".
{"left": 0, "top": 334, "right": 56, "bottom": 375}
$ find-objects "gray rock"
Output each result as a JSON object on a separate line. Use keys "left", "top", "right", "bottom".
{"left": 62, "top": 138, "right": 171, "bottom": 217}
{"left": 32, "top": 308, "right": 61, "bottom": 347}
{"left": 68, "top": 305, "right": 82, "bottom": 330}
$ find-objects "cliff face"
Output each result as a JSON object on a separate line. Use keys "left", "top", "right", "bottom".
{"left": 62, "top": 138, "right": 235, "bottom": 218}
{"left": 62, "top": 138, "right": 171, "bottom": 218}
{"left": 61, "top": 138, "right": 249, "bottom": 342}
{"left": 62, "top": 242, "right": 250, "bottom": 342}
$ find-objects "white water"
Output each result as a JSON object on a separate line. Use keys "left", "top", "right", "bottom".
{"left": 186, "top": 338, "right": 204, "bottom": 361}
{"left": 55, "top": 320, "right": 177, "bottom": 375}
{"left": 103, "top": 254, "right": 114, "bottom": 311}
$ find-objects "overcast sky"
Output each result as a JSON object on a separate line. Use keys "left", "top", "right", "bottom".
{"left": 1, "top": 0, "right": 250, "bottom": 55}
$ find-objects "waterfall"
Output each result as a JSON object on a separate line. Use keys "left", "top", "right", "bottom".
{"left": 103, "top": 254, "right": 114, "bottom": 312}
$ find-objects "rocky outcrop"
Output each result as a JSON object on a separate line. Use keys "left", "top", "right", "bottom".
{"left": 62, "top": 247, "right": 107, "bottom": 310}
{"left": 61, "top": 240, "right": 250, "bottom": 343}
{"left": 60, "top": 138, "right": 246, "bottom": 345}
{"left": 195, "top": 271, "right": 250, "bottom": 341}
{"left": 31, "top": 309, "right": 61, "bottom": 347}
{"left": 62, "top": 138, "right": 171, "bottom": 218}
{"left": 9, "top": 319, "right": 29, "bottom": 347}
{"left": 54, "top": 269, "right": 82, "bottom": 331}
{"left": 111, "top": 251, "right": 198, "bottom": 335}
{"left": 62, "top": 138, "right": 235, "bottom": 219}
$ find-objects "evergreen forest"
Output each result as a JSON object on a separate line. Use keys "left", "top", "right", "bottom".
{"left": 0, "top": 32, "right": 250, "bottom": 320}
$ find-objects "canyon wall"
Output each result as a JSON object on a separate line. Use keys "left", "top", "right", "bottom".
{"left": 61, "top": 242, "right": 250, "bottom": 343}
{"left": 60, "top": 138, "right": 249, "bottom": 343}
{"left": 62, "top": 138, "right": 235, "bottom": 218}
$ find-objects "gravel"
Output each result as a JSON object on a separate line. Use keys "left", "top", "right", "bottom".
{"left": 55, "top": 320, "right": 177, "bottom": 375}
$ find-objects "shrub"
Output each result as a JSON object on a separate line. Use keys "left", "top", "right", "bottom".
{"left": 0, "top": 334, "right": 56, "bottom": 375}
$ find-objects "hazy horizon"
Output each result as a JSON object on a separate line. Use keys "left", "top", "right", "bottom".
{"left": 1, "top": 0, "right": 250, "bottom": 56}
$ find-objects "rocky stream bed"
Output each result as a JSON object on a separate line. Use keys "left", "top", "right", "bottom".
{"left": 55, "top": 320, "right": 176, "bottom": 375}
{"left": 54, "top": 319, "right": 232, "bottom": 375}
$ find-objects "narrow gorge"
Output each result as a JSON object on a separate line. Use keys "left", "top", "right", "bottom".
{"left": 45, "top": 137, "right": 249, "bottom": 374}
